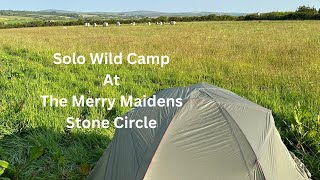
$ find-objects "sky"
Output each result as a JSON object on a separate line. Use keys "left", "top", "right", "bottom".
{"left": 2, "top": 0, "right": 320, "bottom": 13}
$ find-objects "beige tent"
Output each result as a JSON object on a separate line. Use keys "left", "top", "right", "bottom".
{"left": 87, "top": 83, "right": 310, "bottom": 180}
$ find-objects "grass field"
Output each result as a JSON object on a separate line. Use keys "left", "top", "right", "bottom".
{"left": 0, "top": 16, "right": 34, "bottom": 24}
{"left": 0, "top": 21, "right": 319, "bottom": 179}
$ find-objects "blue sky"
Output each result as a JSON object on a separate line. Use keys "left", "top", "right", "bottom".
{"left": 2, "top": 0, "right": 320, "bottom": 13}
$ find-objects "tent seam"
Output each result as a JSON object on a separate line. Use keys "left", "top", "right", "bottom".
{"left": 218, "top": 106, "right": 273, "bottom": 180}
{"left": 255, "top": 160, "right": 267, "bottom": 180}
{"left": 138, "top": 98, "right": 191, "bottom": 180}
{"left": 217, "top": 102, "right": 275, "bottom": 178}
{"left": 130, "top": 131, "right": 141, "bottom": 168}
{"left": 200, "top": 89, "right": 259, "bottom": 179}
{"left": 218, "top": 105, "right": 254, "bottom": 179}
{"left": 103, "top": 138, "right": 115, "bottom": 179}
{"left": 218, "top": 101, "right": 271, "bottom": 113}
{"left": 255, "top": 112, "right": 274, "bottom": 158}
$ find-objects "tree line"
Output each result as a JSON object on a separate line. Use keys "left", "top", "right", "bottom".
{"left": 1, "top": 5, "right": 320, "bottom": 29}
{"left": 242, "top": 6, "right": 320, "bottom": 20}
{"left": 0, "top": 15, "right": 237, "bottom": 29}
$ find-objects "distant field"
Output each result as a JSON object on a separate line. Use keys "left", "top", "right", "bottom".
{"left": 0, "top": 15, "right": 74, "bottom": 24}
{"left": 0, "top": 21, "right": 319, "bottom": 179}
{"left": 0, "top": 15, "right": 33, "bottom": 21}
{"left": 0, "top": 15, "right": 34, "bottom": 24}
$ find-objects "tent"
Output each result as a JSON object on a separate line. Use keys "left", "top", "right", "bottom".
{"left": 87, "top": 83, "right": 310, "bottom": 180}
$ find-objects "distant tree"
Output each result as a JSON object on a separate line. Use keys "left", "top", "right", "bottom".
{"left": 296, "top": 5, "right": 318, "bottom": 13}
{"left": 156, "top": 16, "right": 168, "bottom": 22}
{"left": 207, "top": 14, "right": 217, "bottom": 20}
{"left": 140, "top": 17, "right": 151, "bottom": 23}
{"left": 168, "top": 16, "right": 183, "bottom": 21}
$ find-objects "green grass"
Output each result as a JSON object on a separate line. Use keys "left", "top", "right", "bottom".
{"left": 0, "top": 21, "right": 319, "bottom": 179}
{"left": 0, "top": 16, "right": 33, "bottom": 21}
{"left": 0, "top": 16, "right": 34, "bottom": 24}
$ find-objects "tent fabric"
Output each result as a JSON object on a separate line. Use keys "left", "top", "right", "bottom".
{"left": 87, "top": 83, "right": 310, "bottom": 180}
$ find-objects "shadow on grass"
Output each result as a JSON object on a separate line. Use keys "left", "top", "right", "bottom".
{"left": 0, "top": 126, "right": 111, "bottom": 179}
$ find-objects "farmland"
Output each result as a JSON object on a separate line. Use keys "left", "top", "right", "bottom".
{"left": 0, "top": 21, "right": 319, "bottom": 179}
{"left": 0, "top": 15, "right": 33, "bottom": 24}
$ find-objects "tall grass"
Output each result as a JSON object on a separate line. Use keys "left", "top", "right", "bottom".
{"left": 0, "top": 21, "right": 319, "bottom": 179}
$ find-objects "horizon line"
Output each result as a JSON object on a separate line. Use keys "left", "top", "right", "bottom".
{"left": 0, "top": 8, "right": 293, "bottom": 14}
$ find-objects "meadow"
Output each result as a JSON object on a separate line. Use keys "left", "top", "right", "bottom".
{"left": 0, "top": 16, "right": 34, "bottom": 24}
{"left": 0, "top": 21, "right": 319, "bottom": 179}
